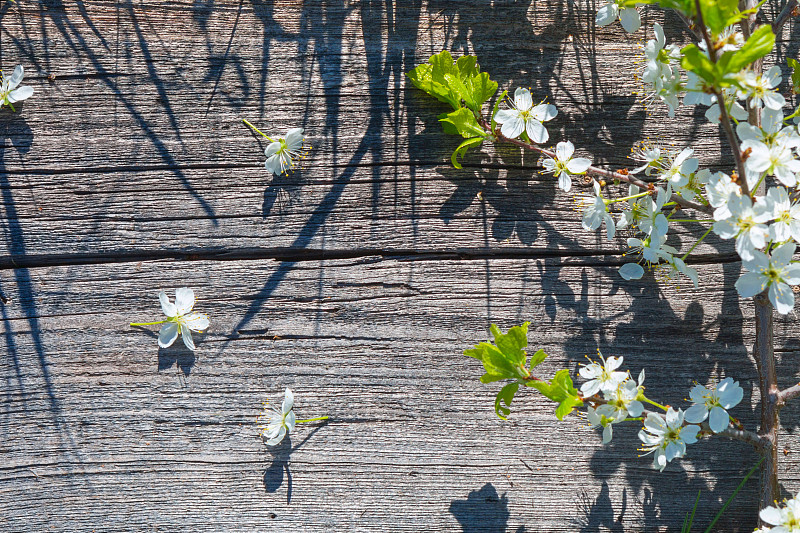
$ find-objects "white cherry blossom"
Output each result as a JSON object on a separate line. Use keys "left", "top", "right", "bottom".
{"left": 738, "top": 65, "right": 785, "bottom": 110}
{"left": 713, "top": 194, "right": 771, "bottom": 261}
{"left": 542, "top": 141, "right": 592, "bottom": 192}
{"left": 0, "top": 65, "right": 33, "bottom": 111}
{"left": 156, "top": 288, "right": 210, "bottom": 351}
{"left": 735, "top": 242, "right": 800, "bottom": 314}
{"left": 759, "top": 494, "right": 800, "bottom": 532}
{"left": 684, "top": 377, "right": 743, "bottom": 433}
{"left": 258, "top": 388, "right": 297, "bottom": 446}
{"left": 494, "top": 87, "right": 557, "bottom": 143}
{"left": 579, "top": 352, "right": 627, "bottom": 398}
{"left": 638, "top": 408, "right": 700, "bottom": 471}
{"left": 265, "top": 128, "right": 309, "bottom": 176}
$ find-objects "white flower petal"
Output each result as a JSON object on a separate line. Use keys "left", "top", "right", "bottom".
{"left": 567, "top": 157, "right": 591, "bottom": 173}
{"left": 493, "top": 108, "right": 517, "bottom": 125}
{"left": 501, "top": 115, "right": 525, "bottom": 139}
{"left": 8, "top": 65, "right": 23, "bottom": 89}
{"left": 619, "top": 8, "right": 641, "bottom": 33}
{"left": 283, "top": 387, "right": 294, "bottom": 414}
{"left": 265, "top": 426, "right": 287, "bottom": 445}
{"left": 8, "top": 86, "right": 33, "bottom": 103}
{"left": 174, "top": 287, "right": 196, "bottom": 315}
{"left": 558, "top": 172, "right": 572, "bottom": 192}
{"left": 556, "top": 141, "right": 573, "bottom": 161}
{"left": 265, "top": 140, "right": 282, "bottom": 157}
{"left": 596, "top": 3, "right": 618, "bottom": 26}
{"left": 709, "top": 405, "right": 729, "bottom": 433}
{"left": 158, "top": 322, "right": 179, "bottom": 348}
{"left": 159, "top": 290, "right": 177, "bottom": 317}
{"left": 513, "top": 87, "right": 533, "bottom": 111}
{"left": 619, "top": 262, "right": 644, "bottom": 280}
{"left": 180, "top": 324, "right": 196, "bottom": 350}
{"left": 525, "top": 119, "right": 548, "bottom": 144}
{"left": 684, "top": 404, "right": 708, "bottom": 424}
{"left": 735, "top": 272, "right": 766, "bottom": 298}
{"left": 770, "top": 282, "right": 795, "bottom": 314}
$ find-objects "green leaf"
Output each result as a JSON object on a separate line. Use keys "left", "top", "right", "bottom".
{"left": 407, "top": 63, "right": 459, "bottom": 108}
{"left": 490, "top": 322, "right": 529, "bottom": 366}
{"left": 494, "top": 382, "right": 519, "bottom": 420}
{"left": 465, "top": 342, "right": 518, "bottom": 383}
{"left": 464, "top": 323, "right": 533, "bottom": 383}
{"left": 467, "top": 72, "right": 498, "bottom": 108}
{"left": 681, "top": 44, "right": 717, "bottom": 84}
{"left": 451, "top": 136, "right": 484, "bottom": 169}
{"left": 439, "top": 107, "right": 487, "bottom": 139}
{"left": 528, "top": 369, "right": 583, "bottom": 420}
{"left": 444, "top": 73, "right": 476, "bottom": 111}
{"left": 455, "top": 55, "right": 479, "bottom": 78}
{"left": 529, "top": 349, "right": 547, "bottom": 371}
{"left": 698, "top": 0, "right": 739, "bottom": 35}
{"left": 722, "top": 25, "right": 775, "bottom": 75}
{"left": 789, "top": 58, "right": 800, "bottom": 94}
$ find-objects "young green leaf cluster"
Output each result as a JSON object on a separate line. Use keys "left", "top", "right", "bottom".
{"left": 407, "top": 51, "right": 497, "bottom": 168}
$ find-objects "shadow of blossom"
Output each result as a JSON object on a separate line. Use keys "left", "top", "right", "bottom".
{"left": 449, "top": 483, "right": 525, "bottom": 533}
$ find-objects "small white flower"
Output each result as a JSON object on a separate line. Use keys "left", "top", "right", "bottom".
{"left": 494, "top": 88, "right": 557, "bottom": 143}
{"left": 705, "top": 89, "right": 748, "bottom": 124}
{"left": 596, "top": 1, "right": 640, "bottom": 33}
{"left": 712, "top": 194, "right": 771, "bottom": 261}
{"left": 742, "top": 139, "right": 800, "bottom": 188}
{"left": 638, "top": 407, "right": 700, "bottom": 472}
{"left": 579, "top": 352, "right": 628, "bottom": 398}
{"left": 683, "top": 377, "right": 743, "bottom": 433}
{"left": 602, "top": 370, "right": 645, "bottom": 421}
{"left": 258, "top": 387, "right": 297, "bottom": 446}
{"left": 542, "top": 141, "right": 592, "bottom": 192}
{"left": 737, "top": 65, "right": 786, "bottom": 110}
{"left": 658, "top": 147, "right": 698, "bottom": 189}
{"left": 265, "top": 128, "right": 309, "bottom": 176}
{"left": 586, "top": 405, "right": 616, "bottom": 444}
{"left": 760, "top": 494, "right": 800, "bottom": 532}
{"left": 157, "top": 288, "right": 210, "bottom": 351}
{"left": 630, "top": 142, "right": 662, "bottom": 175}
{"left": 577, "top": 181, "right": 616, "bottom": 240}
{"left": 758, "top": 186, "right": 800, "bottom": 243}
{"left": 735, "top": 242, "right": 800, "bottom": 314}
{"left": 0, "top": 65, "right": 34, "bottom": 111}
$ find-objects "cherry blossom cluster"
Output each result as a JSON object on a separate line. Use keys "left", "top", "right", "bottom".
{"left": 579, "top": 353, "right": 744, "bottom": 472}
{"left": 488, "top": 15, "right": 800, "bottom": 316}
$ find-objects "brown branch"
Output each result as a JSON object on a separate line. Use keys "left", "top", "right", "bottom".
{"left": 778, "top": 383, "right": 800, "bottom": 404}
{"left": 489, "top": 128, "right": 714, "bottom": 215}
{"left": 773, "top": 0, "right": 799, "bottom": 33}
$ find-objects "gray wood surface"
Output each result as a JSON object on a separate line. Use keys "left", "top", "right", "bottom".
{"left": 2, "top": 1, "right": 800, "bottom": 531}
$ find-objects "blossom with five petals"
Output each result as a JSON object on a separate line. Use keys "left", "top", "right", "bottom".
{"left": 735, "top": 242, "right": 800, "bottom": 314}
{"left": 265, "top": 128, "right": 308, "bottom": 176}
{"left": 157, "top": 288, "right": 210, "bottom": 351}
{"left": 579, "top": 352, "right": 627, "bottom": 398}
{"left": 494, "top": 88, "right": 557, "bottom": 143}
{"left": 684, "top": 377, "right": 743, "bottom": 433}
{"left": 542, "top": 141, "right": 592, "bottom": 192}
{"left": 638, "top": 408, "right": 700, "bottom": 471}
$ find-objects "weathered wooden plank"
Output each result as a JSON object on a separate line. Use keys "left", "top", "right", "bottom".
{"left": 0, "top": 257, "right": 795, "bottom": 531}
{"left": 2, "top": 0, "right": 799, "bottom": 531}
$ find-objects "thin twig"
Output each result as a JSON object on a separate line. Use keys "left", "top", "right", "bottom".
{"left": 488, "top": 126, "right": 714, "bottom": 215}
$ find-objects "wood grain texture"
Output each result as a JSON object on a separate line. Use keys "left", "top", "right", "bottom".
{"left": 2, "top": 0, "right": 800, "bottom": 531}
